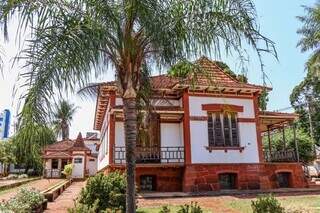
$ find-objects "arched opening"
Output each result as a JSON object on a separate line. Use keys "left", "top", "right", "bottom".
{"left": 219, "top": 173, "right": 237, "bottom": 189}
{"left": 276, "top": 172, "right": 292, "bottom": 188}
{"left": 140, "top": 175, "right": 157, "bottom": 191}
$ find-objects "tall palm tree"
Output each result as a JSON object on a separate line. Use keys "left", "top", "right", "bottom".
{"left": 52, "top": 100, "right": 78, "bottom": 140}
{"left": 297, "top": 1, "right": 320, "bottom": 74}
{"left": 1, "top": 1, "right": 276, "bottom": 211}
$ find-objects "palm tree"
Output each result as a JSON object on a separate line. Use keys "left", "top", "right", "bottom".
{"left": 297, "top": 1, "right": 320, "bottom": 74}
{"left": 1, "top": 1, "right": 276, "bottom": 211}
{"left": 52, "top": 100, "right": 78, "bottom": 140}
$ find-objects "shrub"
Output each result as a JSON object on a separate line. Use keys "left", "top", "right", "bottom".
{"left": 3, "top": 188, "right": 45, "bottom": 212}
{"left": 62, "top": 164, "right": 73, "bottom": 179}
{"left": 159, "top": 205, "right": 171, "bottom": 213}
{"left": 68, "top": 200, "right": 99, "bottom": 213}
{"left": 251, "top": 194, "right": 285, "bottom": 213}
{"left": 177, "top": 202, "right": 203, "bottom": 213}
{"left": 6, "top": 174, "right": 18, "bottom": 180}
{"left": 18, "top": 174, "right": 28, "bottom": 179}
{"left": 79, "top": 172, "right": 126, "bottom": 212}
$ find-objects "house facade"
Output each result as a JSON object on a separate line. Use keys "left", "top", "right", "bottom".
{"left": 42, "top": 133, "right": 98, "bottom": 179}
{"left": 95, "top": 57, "right": 306, "bottom": 192}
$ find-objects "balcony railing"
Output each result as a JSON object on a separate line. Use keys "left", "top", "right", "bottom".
{"left": 114, "top": 146, "right": 185, "bottom": 164}
{"left": 264, "top": 149, "right": 297, "bottom": 162}
{"left": 44, "top": 169, "right": 62, "bottom": 178}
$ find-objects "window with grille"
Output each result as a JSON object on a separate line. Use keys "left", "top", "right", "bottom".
{"left": 207, "top": 112, "right": 239, "bottom": 147}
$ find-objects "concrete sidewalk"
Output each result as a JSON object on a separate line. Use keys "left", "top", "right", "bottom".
{"left": 45, "top": 181, "right": 86, "bottom": 213}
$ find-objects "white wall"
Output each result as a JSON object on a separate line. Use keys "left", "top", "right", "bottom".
{"left": 115, "top": 122, "right": 125, "bottom": 146}
{"left": 160, "top": 123, "right": 183, "bottom": 147}
{"left": 188, "top": 96, "right": 259, "bottom": 164}
{"left": 97, "top": 111, "right": 110, "bottom": 171}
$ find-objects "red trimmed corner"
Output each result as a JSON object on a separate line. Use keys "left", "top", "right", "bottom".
{"left": 202, "top": 104, "right": 243, "bottom": 112}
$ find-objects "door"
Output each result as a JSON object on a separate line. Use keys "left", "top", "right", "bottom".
{"left": 137, "top": 113, "right": 161, "bottom": 163}
{"left": 87, "top": 158, "right": 97, "bottom": 176}
{"left": 72, "top": 156, "right": 84, "bottom": 178}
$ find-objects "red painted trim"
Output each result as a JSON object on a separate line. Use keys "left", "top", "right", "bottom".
{"left": 182, "top": 90, "right": 192, "bottom": 164}
{"left": 237, "top": 118, "right": 256, "bottom": 123}
{"left": 108, "top": 92, "right": 116, "bottom": 165}
{"left": 202, "top": 104, "right": 244, "bottom": 112}
{"left": 190, "top": 116, "right": 208, "bottom": 121}
{"left": 253, "top": 92, "right": 264, "bottom": 162}
{"left": 189, "top": 93, "right": 254, "bottom": 99}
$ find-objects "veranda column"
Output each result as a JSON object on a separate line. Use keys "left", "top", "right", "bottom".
{"left": 293, "top": 122, "right": 300, "bottom": 162}
{"left": 282, "top": 124, "right": 286, "bottom": 150}
{"left": 267, "top": 126, "right": 272, "bottom": 161}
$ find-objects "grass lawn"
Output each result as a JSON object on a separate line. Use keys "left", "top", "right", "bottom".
{"left": 138, "top": 205, "right": 212, "bottom": 213}
{"left": 138, "top": 194, "right": 320, "bottom": 213}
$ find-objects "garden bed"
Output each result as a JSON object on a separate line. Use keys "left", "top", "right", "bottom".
{"left": 41, "top": 179, "right": 72, "bottom": 202}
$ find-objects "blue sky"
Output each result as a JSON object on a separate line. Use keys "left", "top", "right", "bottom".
{"left": 224, "top": 0, "right": 315, "bottom": 111}
{"left": 0, "top": 0, "right": 316, "bottom": 138}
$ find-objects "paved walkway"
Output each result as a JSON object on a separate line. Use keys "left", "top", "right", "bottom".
{"left": 0, "top": 179, "right": 63, "bottom": 201}
{"left": 45, "top": 181, "right": 86, "bottom": 213}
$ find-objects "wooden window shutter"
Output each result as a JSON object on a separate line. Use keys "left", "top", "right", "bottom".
{"left": 214, "top": 113, "right": 224, "bottom": 146}
{"left": 149, "top": 113, "right": 160, "bottom": 147}
{"left": 230, "top": 113, "right": 239, "bottom": 146}
{"left": 207, "top": 113, "right": 214, "bottom": 146}
{"left": 223, "top": 113, "right": 231, "bottom": 146}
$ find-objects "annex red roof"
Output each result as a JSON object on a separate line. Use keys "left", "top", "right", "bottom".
{"left": 44, "top": 133, "right": 90, "bottom": 153}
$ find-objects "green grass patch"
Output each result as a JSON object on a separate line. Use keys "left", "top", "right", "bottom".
{"left": 225, "top": 195, "right": 320, "bottom": 213}
{"left": 137, "top": 205, "right": 212, "bottom": 213}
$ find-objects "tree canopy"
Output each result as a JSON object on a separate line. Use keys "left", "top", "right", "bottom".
{"left": 52, "top": 100, "right": 78, "bottom": 140}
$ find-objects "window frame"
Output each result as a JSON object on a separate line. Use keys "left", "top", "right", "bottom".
{"left": 207, "top": 111, "right": 240, "bottom": 147}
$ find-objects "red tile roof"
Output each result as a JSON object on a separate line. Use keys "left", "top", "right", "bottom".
{"left": 43, "top": 152, "right": 72, "bottom": 159}
{"left": 44, "top": 133, "right": 90, "bottom": 153}
{"left": 99, "top": 57, "right": 268, "bottom": 91}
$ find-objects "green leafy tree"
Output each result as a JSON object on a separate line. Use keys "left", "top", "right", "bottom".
{"left": 297, "top": 1, "right": 320, "bottom": 76}
{"left": 52, "top": 100, "right": 78, "bottom": 140}
{"left": 290, "top": 71, "right": 320, "bottom": 145}
{"left": 0, "top": 140, "right": 16, "bottom": 175}
{"left": 262, "top": 127, "right": 315, "bottom": 163}
{"left": 11, "top": 123, "right": 55, "bottom": 174}
{"left": 1, "top": 1, "right": 276, "bottom": 211}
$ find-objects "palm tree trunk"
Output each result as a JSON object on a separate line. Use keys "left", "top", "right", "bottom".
{"left": 123, "top": 98, "right": 137, "bottom": 213}
{"left": 61, "top": 121, "right": 69, "bottom": 140}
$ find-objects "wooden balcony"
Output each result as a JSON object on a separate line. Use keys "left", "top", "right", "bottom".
{"left": 264, "top": 149, "right": 297, "bottom": 162}
{"left": 114, "top": 146, "right": 185, "bottom": 164}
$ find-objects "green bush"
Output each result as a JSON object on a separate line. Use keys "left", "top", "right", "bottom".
{"left": 68, "top": 199, "right": 99, "bottom": 213}
{"left": 62, "top": 164, "right": 73, "bottom": 179}
{"left": 251, "top": 194, "right": 285, "bottom": 213}
{"left": 79, "top": 172, "right": 126, "bottom": 212}
{"left": 18, "top": 174, "right": 28, "bottom": 179}
{"left": 6, "top": 174, "right": 18, "bottom": 180}
{"left": 159, "top": 205, "right": 171, "bottom": 213}
{"left": 2, "top": 188, "right": 45, "bottom": 212}
{"left": 177, "top": 202, "right": 203, "bottom": 213}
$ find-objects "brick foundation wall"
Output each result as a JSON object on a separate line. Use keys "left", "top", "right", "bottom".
{"left": 183, "top": 163, "right": 307, "bottom": 192}
{"left": 104, "top": 165, "right": 184, "bottom": 192}
{"left": 100, "top": 163, "right": 306, "bottom": 192}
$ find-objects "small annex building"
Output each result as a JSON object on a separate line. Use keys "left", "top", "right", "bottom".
{"left": 94, "top": 57, "right": 307, "bottom": 192}
{"left": 42, "top": 133, "right": 96, "bottom": 179}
